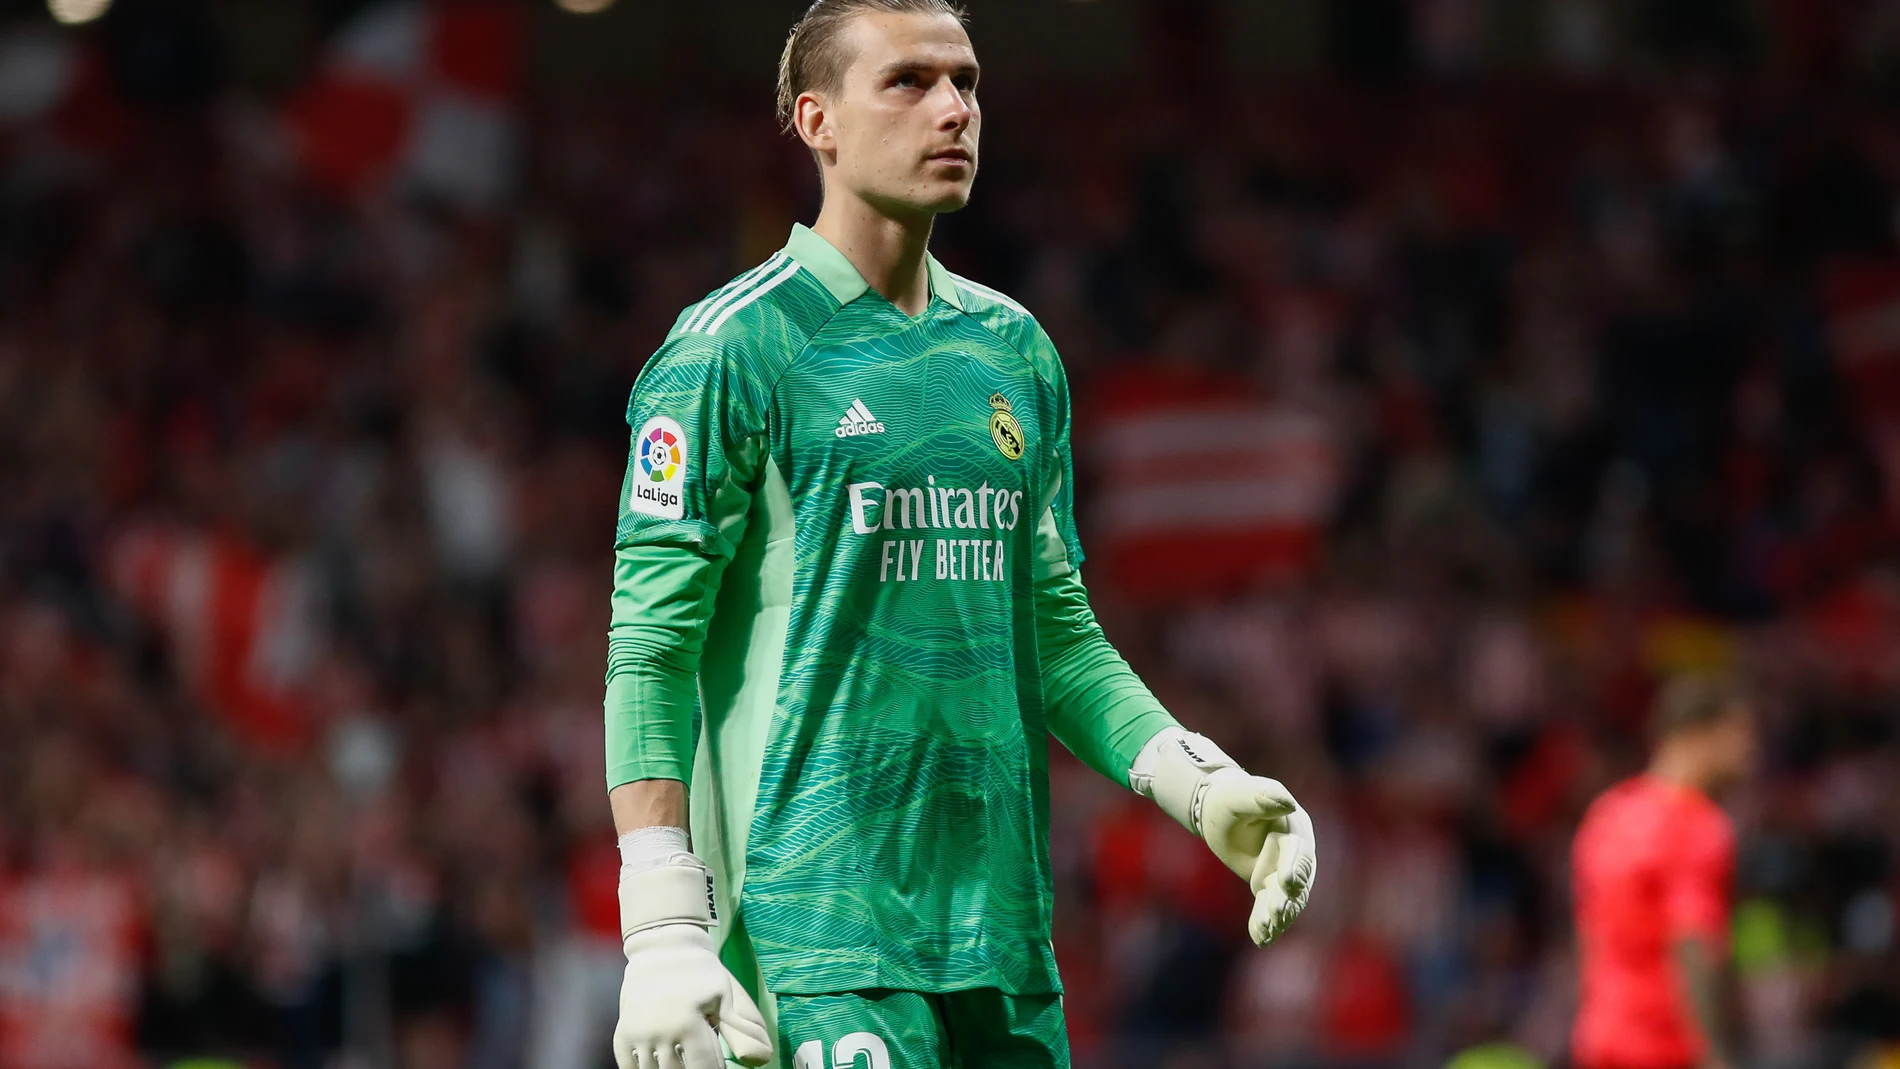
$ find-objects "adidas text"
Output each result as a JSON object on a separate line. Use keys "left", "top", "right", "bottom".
{"left": 836, "top": 400, "right": 886, "bottom": 438}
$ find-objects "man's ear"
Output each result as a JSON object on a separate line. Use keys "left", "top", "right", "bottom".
{"left": 794, "top": 92, "right": 834, "bottom": 156}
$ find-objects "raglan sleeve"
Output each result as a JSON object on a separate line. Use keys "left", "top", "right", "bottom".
{"left": 604, "top": 334, "right": 767, "bottom": 790}
{"left": 1025, "top": 323, "right": 1179, "bottom": 784}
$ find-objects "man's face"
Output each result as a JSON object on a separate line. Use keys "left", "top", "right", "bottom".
{"left": 811, "top": 12, "right": 980, "bottom": 218}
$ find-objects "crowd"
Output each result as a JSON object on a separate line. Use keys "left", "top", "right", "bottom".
{"left": 3, "top": 2, "right": 1900, "bottom": 1068}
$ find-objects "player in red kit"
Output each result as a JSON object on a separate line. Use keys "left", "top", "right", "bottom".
{"left": 1572, "top": 674, "right": 1756, "bottom": 1069}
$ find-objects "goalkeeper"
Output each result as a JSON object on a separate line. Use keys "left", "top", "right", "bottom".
{"left": 604, "top": 2, "right": 1317, "bottom": 1066}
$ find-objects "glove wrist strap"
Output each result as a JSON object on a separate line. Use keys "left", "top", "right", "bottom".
{"left": 1131, "top": 726, "right": 1242, "bottom": 836}
{"left": 619, "top": 860, "right": 718, "bottom": 948}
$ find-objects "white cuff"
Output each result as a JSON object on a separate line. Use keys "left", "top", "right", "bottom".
{"left": 1129, "top": 726, "right": 1240, "bottom": 835}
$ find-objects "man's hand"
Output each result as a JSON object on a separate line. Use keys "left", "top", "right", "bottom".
{"left": 1131, "top": 728, "right": 1318, "bottom": 946}
{"left": 1198, "top": 767, "right": 1318, "bottom": 945}
{"left": 614, "top": 831, "right": 772, "bottom": 1069}
{"left": 615, "top": 921, "right": 772, "bottom": 1069}
{"left": 1674, "top": 936, "right": 1733, "bottom": 1069}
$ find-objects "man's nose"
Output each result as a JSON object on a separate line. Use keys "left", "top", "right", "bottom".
{"left": 935, "top": 84, "right": 971, "bottom": 130}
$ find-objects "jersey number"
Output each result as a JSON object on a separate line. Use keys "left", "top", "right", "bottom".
{"left": 793, "top": 1032, "right": 891, "bottom": 1069}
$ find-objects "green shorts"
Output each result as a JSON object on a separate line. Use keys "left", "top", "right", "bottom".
{"left": 774, "top": 988, "right": 1069, "bottom": 1069}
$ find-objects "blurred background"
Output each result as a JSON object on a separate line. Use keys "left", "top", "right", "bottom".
{"left": 3, "top": 0, "right": 1900, "bottom": 1067}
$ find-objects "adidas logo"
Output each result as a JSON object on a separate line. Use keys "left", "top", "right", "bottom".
{"left": 835, "top": 399, "right": 887, "bottom": 439}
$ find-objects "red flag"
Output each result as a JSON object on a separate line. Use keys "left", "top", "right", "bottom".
{"left": 285, "top": 0, "right": 524, "bottom": 206}
{"left": 108, "top": 522, "right": 315, "bottom": 750}
{"left": 1082, "top": 365, "right": 1341, "bottom": 601}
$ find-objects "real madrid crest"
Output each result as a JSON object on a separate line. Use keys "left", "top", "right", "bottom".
{"left": 989, "top": 392, "right": 1025, "bottom": 461}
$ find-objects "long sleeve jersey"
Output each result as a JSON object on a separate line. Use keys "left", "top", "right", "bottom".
{"left": 606, "top": 223, "right": 1177, "bottom": 999}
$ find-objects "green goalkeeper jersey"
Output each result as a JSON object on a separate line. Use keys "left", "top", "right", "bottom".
{"left": 606, "top": 224, "right": 1173, "bottom": 998}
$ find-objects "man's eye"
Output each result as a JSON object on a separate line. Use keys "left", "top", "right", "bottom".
{"left": 954, "top": 76, "right": 976, "bottom": 92}
{"left": 894, "top": 73, "right": 919, "bottom": 89}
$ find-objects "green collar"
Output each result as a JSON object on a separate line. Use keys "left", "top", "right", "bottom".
{"left": 784, "top": 223, "right": 962, "bottom": 311}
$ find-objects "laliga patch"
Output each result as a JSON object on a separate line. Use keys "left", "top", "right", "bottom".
{"left": 630, "top": 416, "right": 687, "bottom": 520}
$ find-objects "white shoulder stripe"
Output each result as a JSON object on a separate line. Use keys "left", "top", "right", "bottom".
{"left": 684, "top": 254, "right": 787, "bottom": 333}
{"left": 948, "top": 271, "right": 1029, "bottom": 314}
{"left": 682, "top": 257, "right": 776, "bottom": 333}
{"left": 687, "top": 254, "right": 788, "bottom": 333}
{"left": 681, "top": 257, "right": 773, "bottom": 334}
{"left": 701, "top": 257, "right": 803, "bottom": 334}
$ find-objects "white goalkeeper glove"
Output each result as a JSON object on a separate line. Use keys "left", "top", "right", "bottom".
{"left": 1130, "top": 727, "right": 1318, "bottom": 946}
{"left": 614, "top": 828, "right": 773, "bottom": 1069}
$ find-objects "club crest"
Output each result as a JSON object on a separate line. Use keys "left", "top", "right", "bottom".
{"left": 989, "top": 392, "right": 1025, "bottom": 461}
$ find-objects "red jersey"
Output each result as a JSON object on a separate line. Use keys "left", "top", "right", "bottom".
{"left": 1571, "top": 775, "right": 1735, "bottom": 1069}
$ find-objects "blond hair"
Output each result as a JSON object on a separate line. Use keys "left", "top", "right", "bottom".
{"left": 775, "top": 0, "right": 967, "bottom": 132}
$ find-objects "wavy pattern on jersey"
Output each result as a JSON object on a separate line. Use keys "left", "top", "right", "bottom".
{"left": 620, "top": 248, "right": 1082, "bottom": 998}
{"left": 743, "top": 292, "right": 1071, "bottom": 996}
{"left": 951, "top": 278, "right": 1087, "bottom": 573}
{"left": 617, "top": 259, "right": 838, "bottom": 555}
{"left": 743, "top": 730, "right": 1059, "bottom": 994}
